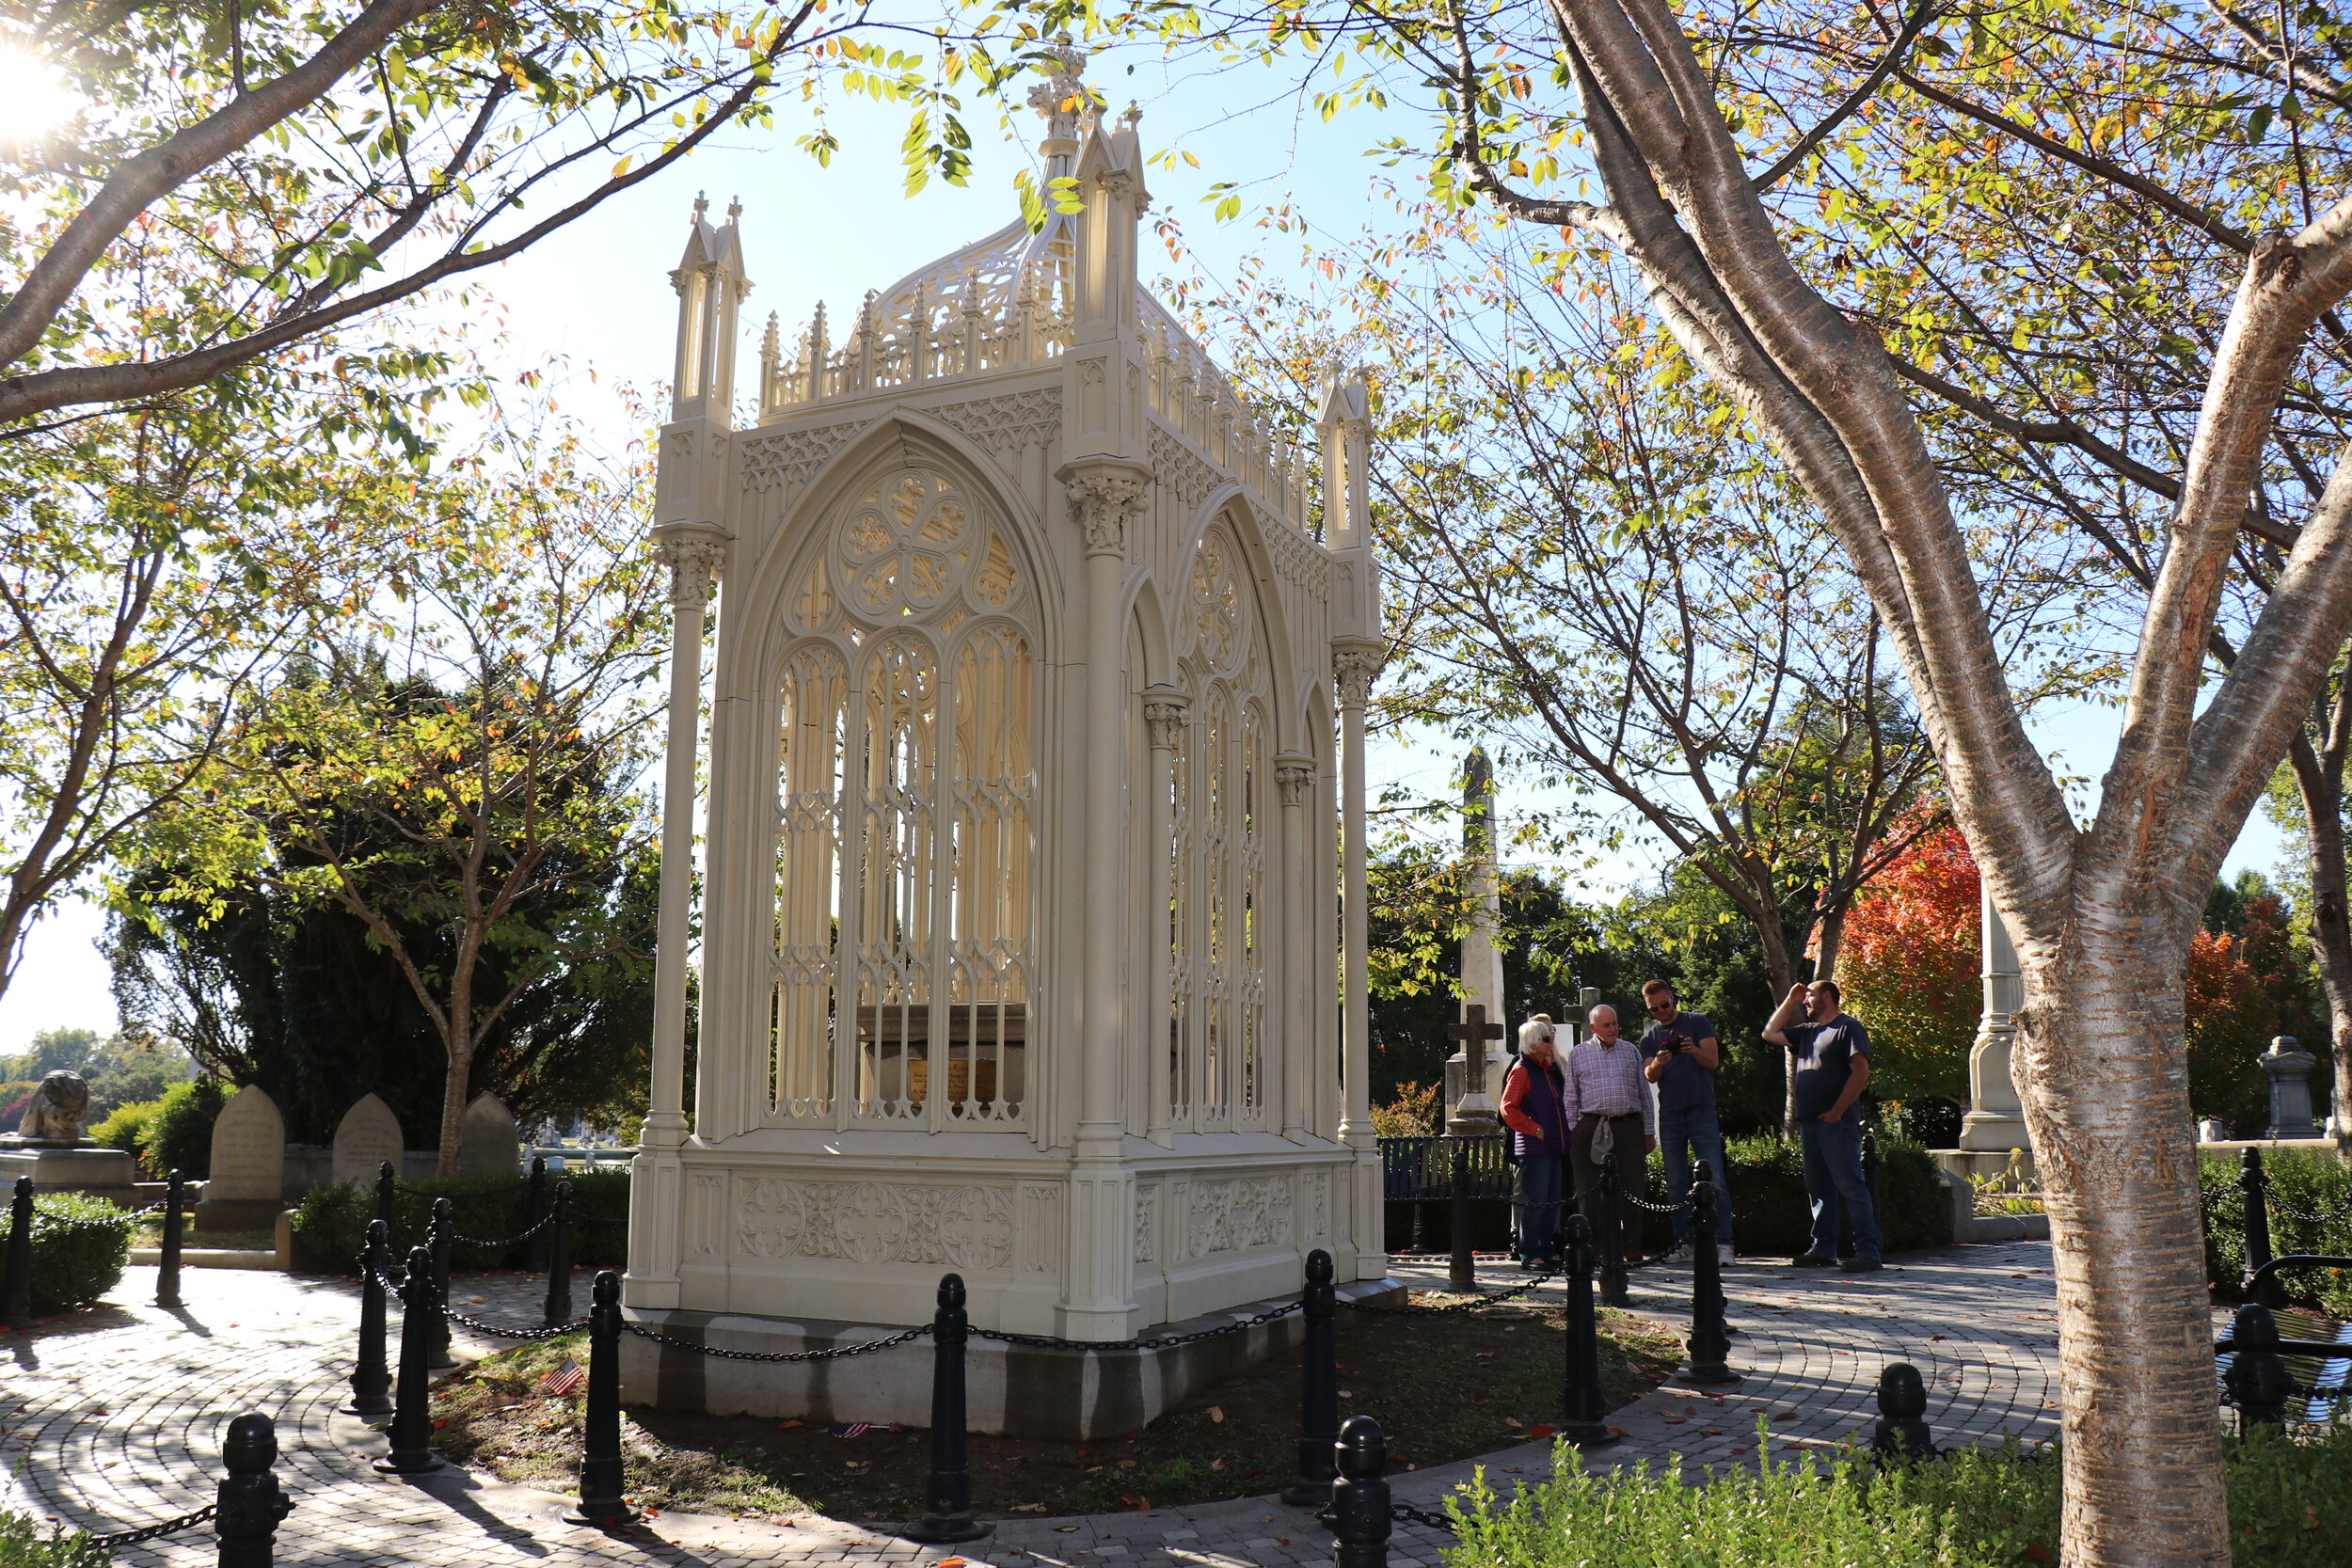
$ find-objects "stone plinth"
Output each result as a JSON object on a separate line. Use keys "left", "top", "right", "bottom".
{"left": 0, "top": 1142, "right": 139, "bottom": 1204}
{"left": 621, "top": 1275, "right": 1402, "bottom": 1440}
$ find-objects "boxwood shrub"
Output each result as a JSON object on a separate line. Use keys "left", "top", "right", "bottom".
{"left": 1638, "top": 1132, "right": 1953, "bottom": 1258}
{"left": 24, "top": 1192, "right": 137, "bottom": 1309}
{"left": 2201, "top": 1148, "right": 2352, "bottom": 1318}
{"left": 290, "top": 1167, "right": 631, "bottom": 1275}
{"left": 0, "top": 1511, "right": 111, "bottom": 1567}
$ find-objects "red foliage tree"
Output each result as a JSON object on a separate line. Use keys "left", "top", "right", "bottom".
{"left": 1838, "top": 818, "right": 1981, "bottom": 1101}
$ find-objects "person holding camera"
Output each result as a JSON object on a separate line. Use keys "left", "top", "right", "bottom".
{"left": 1500, "top": 1016, "right": 1569, "bottom": 1267}
{"left": 1763, "top": 979, "right": 1881, "bottom": 1272}
{"left": 1637, "top": 979, "right": 1736, "bottom": 1266}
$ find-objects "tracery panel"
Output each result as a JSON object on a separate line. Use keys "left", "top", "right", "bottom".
{"left": 771, "top": 645, "right": 846, "bottom": 1118}
{"left": 855, "top": 635, "right": 938, "bottom": 1120}
{"left": 946, "top": 625, "right": 1034, "bottom": 1124}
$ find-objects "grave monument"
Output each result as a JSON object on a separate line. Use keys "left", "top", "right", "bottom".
{"left": 196, "top": 1085, "right": 285, "bottom": 1231}
{"left": 329, "top": 1094, "right": 405, "bottom": 1189}
{"left": 458, "top": 1093, "right": 522, "bottom": 1178}
{"left": 1445, "top": 748, "right": 1507, "bottom": 1134}
{"left": 621, "top": 47, "right": 1394, "bottom": 1433}
{"left": 0, "top": 1069, "right": 138, "bottom": 1203}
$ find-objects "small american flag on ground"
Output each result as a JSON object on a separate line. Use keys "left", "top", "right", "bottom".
{"left": 536, "top": 1360, "right": 586, "bottom": 1398}
{"left": 828, "top": 1422, "right": 870, "bottom": 1439}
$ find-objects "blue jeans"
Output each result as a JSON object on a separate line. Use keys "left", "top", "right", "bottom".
{"left": 1659, "top": 1104, "right": 1735, "bottom": 1249}
{"left": 1518, "top": 1154, "right": 1564, "bottom": 1261}
{"left": 1799, "top": 1117, "right": 1881, "bottom": 1261}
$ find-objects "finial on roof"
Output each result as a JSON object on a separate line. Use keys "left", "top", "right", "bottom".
{"left": 727, "top": 196, "right": 742, "bottom": 223}
{"left": 692, "top": 191, "right": 708, "bottom": 222}
{"left": 1027, "top": 34, "right": 1090, "bottom": 123}
{"left": 1120, "top": 102, "right": 1143, "bottom": 132}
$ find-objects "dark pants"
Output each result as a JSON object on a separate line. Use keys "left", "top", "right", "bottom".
{"left": 1569, "top": 1111, "right": 1645, "bottom": 1260}
{"left": 1800, "top": 1117, "right": 1881, "bottom": 1261}
{"left": 1518, "top": 1153, "right": 1564, "bottom": 1261}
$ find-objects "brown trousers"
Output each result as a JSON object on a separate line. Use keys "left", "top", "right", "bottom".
{"left": 1570, "top": 1111, "right": 1646, "bottom": 1261}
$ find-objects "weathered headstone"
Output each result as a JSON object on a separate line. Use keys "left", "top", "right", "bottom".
{"left": 458, "top": 1092, "right": 521, "bottom": 1178}
{"left": 196, "top": 1085, "right": 285, "bottom": 1230}
{"left": 330, "top": 1094, "right": 405, "bottom": 1189}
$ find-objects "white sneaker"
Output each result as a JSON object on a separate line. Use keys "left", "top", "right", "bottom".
{"left": 1718, "top": 1243, "right": 1738, "bottom": 1267}
{"left": 1661, "top": 1243, "right": 1693, "bottom": 1264}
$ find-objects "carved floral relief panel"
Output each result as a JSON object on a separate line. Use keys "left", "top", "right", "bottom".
{"left": 733, "top": 1175, "right": 1015, "bottom": 1272}
{"left": 1183, "top": 1174, "right": 1294, "bottom": 1260}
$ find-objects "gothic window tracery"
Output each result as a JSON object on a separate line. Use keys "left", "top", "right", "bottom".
{"left": 770, "top": 461, "right": 1036, "bottom": 1132}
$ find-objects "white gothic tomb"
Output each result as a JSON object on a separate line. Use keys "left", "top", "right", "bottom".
{"left": 624, "top": 66, "right": 1390, "bottom": 1359}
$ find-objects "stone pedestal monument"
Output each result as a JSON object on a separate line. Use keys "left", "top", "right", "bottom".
{"left": 0, "top": 1070, "right": 138, "bottom": 1203}
{"left": 1959, "top": 886, "right": 2032, "bottom": 1162}
{"left": 2261, "top": 1037, "right": 2324, "bottom": 1140}
{"left": 619, "top": 47, "right": 1396, "bottom": 1437}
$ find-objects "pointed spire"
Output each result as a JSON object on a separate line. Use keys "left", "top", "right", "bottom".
{"left": 727, "top": 195, "right": 742, "bottom": 223}
{"left": 692, "top": 190, "right": 708, "bottom": 223}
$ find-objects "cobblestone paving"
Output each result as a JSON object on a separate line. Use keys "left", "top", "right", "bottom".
{"left": 0, "top": 1243, "right": 2064, "bottom": 1568}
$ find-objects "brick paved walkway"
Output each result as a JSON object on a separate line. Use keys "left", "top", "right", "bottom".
{"left": 0, "top": 1242, "right": 2064, "bottom": 1568}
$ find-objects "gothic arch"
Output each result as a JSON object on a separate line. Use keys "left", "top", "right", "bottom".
{"left": 1171, "top": 487, "right": 1305, "bottom": 753}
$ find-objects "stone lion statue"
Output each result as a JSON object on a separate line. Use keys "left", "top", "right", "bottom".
{"left": 16, "top": 1069, "right": 88, "bottom": 1142}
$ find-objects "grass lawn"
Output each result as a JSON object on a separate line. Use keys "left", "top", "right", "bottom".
{"left": 428, "top": 1290, "right": 1687, "bottom": 1524}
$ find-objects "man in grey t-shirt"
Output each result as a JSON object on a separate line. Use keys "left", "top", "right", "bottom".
{"left": 1763, "top": 979, "right": 1880, "bottom": 1271}
{"left": 1638, "top": 979, "right": 1736, "bottom": 1265}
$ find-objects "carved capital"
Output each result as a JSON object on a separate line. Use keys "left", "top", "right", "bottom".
{"left": 1063, "top": 472, "right": 1148, "bottom": 557}
{"left": 1274, "top": 754, "right": 1316, "bottom": 807}
{"left": 1143, "top": 690, "right": 1192, "bottom": 751}
{"left": 657, "top": 533, "right": 729, "bottom": 612}
{"left": 1332, "top": 645, "right": 1384, "bottom": 708}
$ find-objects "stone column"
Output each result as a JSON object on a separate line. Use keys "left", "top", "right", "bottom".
{"left": 1142, "top": 689, "right": 1190, "bottom": 1148}
{"left": 1334, "top": 643, "right": 1383, "bottom": 1270}
{"left": 1275, "top": 753, "right": 1318, "bottom": 1143}
{"left": 628, "top": 525, "right": 724, "bottom": 1311}
{"left": 1057, "top": 462, "right": 1149, "bottom": 1338}
{"left": 1960, "top": 883, "right": 2031, "bottom": 1153}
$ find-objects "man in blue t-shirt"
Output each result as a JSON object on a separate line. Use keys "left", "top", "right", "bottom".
{"left": 1637, "top": 980, "right": 1736, "bottom": 1266}
{"left": 1763, "top": 979, "right": 1881, "bottom": 1272}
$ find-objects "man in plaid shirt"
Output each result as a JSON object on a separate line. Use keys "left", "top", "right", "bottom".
{"left": 1563, "top": 1005, "right": 1658, "bottom": 1265}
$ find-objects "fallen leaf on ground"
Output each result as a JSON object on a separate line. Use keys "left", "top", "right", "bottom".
{"left": 1207, "top": 1406, "right": 1224, "bottom": 1423}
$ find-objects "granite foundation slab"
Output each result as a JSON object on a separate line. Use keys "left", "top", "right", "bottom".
{"left": 0, "top": 1144, "right": 138, "bottom": 1204}
{"left": 621, "top": 1276, "right": 1404, "bottom": 1440}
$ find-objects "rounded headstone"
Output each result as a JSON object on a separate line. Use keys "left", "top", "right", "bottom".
{"left": 457, "top": 1092, "right": 521, "bottom": 1179}
{"left": 207, "top": 1086, "right": 286, "bottom": 1204}
{"left": 331, "top": 1095, "right": 405, "bottom": 1189}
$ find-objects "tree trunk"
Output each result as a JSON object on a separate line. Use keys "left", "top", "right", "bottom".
{"left": 1814, "top": 906, "right": 1845, "bottom": 985}
{"left": 437, "top": 957, "right": 474, "bottom": 1178}
{"left": 1756, "top": 916, "right": 1800, "bottom": 1132}
{"left": 2286, "top": 728, "right": 2352, "bottom": 1156}
{"left": 2014, "top": 931, "right": 2227, "bottom": 1560}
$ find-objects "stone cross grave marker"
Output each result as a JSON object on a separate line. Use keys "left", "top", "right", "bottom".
{"left": 330, "top": 1094, "right": 405, "bottom": 1188}
{"left": 458, "top": 1092, "right": 521, "bottom": 1178}
{"left": 1447, "top": 1005, "right": 1507, "bottom": 1055}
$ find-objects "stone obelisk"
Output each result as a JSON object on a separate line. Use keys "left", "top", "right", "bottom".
{"left": 1445, "top": 749, "right": 1507, "bottom": 1134}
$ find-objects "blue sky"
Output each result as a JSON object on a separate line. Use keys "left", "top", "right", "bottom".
{"left": 0, "top": 49, "right": 2288, "bottom": 1050}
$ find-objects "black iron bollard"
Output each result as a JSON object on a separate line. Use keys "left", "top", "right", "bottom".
{"left": 343, "top": 1219, "right": 395, "bottom": 1418}
{"left": 215, "top": 1412, "right": 294, "bottom": 1566}
{"left": 1329, "top": 1416, "right": 1391, "bottom": 1568}
{"left": 426, "top": 1196, "right": 455, "bottom": 1370}
{"left": 1871, "top": 1363, "right": 1935, "bottom": 1458}
{"left": 373, "top": 1160, "right": 397, "bottom": 1228}
{"left": 544, "top": 1179, "right": 575, "bottom": 1327}
{"left": 1597, "top": 1150, "right": 1629, "bottom": 1306}
{"left": 1408, "top": 1144, "right": 1429, "bottom": 1255}
{"left": 1682, "top": 1164, "right": 1740, "bottom": 1386}
{"left": 1447, "top": 1136, "right": 1474, "bottom": 1290}
{"left": 566, "top": 1270, "right": 636, "bottom": 1527}
{"left": 2239, "top": 1148, "right": 2275, "bottom": 1300}
{"left": 156, "top": 1168, "right": 186, "bottom": 1309}
{"left": 903, "top": 1274, "right": 991, "bottom": 1544}
{"left": 1558, "top": 1213, "right": 1616, "bottom": 1447}
{"left": 374, "top": 1244, "right": 444, "bottom": 1475}
{"left": 2224, "top": 1303, "right": 2296, "bottom": 1428}
{"left": 526, "top": 1155, "right": 550, "bottom": 1270}
{"left": 2, "top": 1175, "right": 32, "bottom": 1328}
{"left": 1283, "top": 1249, "right": 1341, "bottom": 1504}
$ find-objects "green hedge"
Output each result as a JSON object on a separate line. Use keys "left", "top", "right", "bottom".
{"left": 290, "top": 1168, "right": 631, "bottom": 1275}
{"left": 142, "top": 1077, "right": 229, "bottom": 1179}
{"left": 0, "top": 1511, "right": 111, "bottom": 1567}
{"left": 1443, "top": 1423, "right": 2352, "bottom": 1567}
{"left": 1691, "top": 1132, "right": 1952, "bottom": 1258}
{"left": 23, "top": 1192, "right": 137, "bottom": 1309}
{"left": 2201, "top": 1148, "right": 2352, "bottom": 1319}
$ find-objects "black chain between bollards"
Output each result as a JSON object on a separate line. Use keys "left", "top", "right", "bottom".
{"left": 970, "top": 1300, "right": 1300, "bottom": 1353}
{"left": 902, "top": 1274, "right": 991, "bottom": 1544}
{"left": 1871, "top": 1363, "right": 1936, "bottom": 1459}
{"left": 622, "top": 1322, "right": 930, "bottom": 1360}
{"left": 544, "top": 1180, "right": 575, "bottom": 1328}
{"left": 1336, "top": 1270, "right": 1559, "bottom": 1317}
{"left": 376, "top": 1243, "right": 446, "bottom": 1476}
{"left": 1558, "top": 1212, "right": 1615, "bottom": 1447}
{"left": 155, "top": 1168, "right": 186, "bottom": 1310}
{"left": 1329, "top": 1416, "right": 1392, "bottom": 1568}
{"left": 1391, "top": 1503, "right": 1459, "bottom": 1535}
{"left": 343, "top": 1219, "right": 395, "bottom": 1418}
{"left": 1597, "top": 1151, "right": 1629, "bottom": 1307}
{"left": 565, "top": 1270, "right": 635, "bottom": 1528}
{"left": 2221, "top": 1303, "right": 2296, "bottom": 1428}
{"left": 215, "top": 1412, "right": 295, "bottom": 1566}
{"left": 426, "top": 1197, "right": 456, "bottom": 1370}
{"left": 1682, "top": 1162, "right": 1740, "bottom": 1386}
{"left": 3, "top": 1174, "right": 32, "bottom": 1328}
{"left": 85, "top": 1502, "right": 218, "bottom": 1550}
{"left": 2239, "top": 1148, "right": 2275, "bottom": 1299}
{"left": 1283, "top": 1249, "right": 1340, "bottom": 1505}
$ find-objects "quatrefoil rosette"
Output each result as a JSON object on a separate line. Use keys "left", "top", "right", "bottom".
{"left": 836, "top": 472, "right": 973, "bottom": 619}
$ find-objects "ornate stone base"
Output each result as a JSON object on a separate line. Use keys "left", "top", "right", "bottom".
{"left": 620, "top": 1275, "right": 1403, "bottom": 1440}
{"left": 0, "top": 1143, "right": 138, "bottom": 1204}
